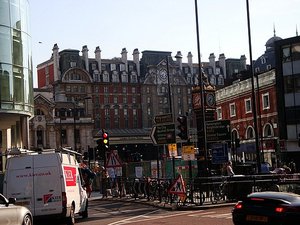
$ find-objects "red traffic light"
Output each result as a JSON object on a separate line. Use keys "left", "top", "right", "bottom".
{"left": 102, "top": 132, "right": 108, "bottom": 139}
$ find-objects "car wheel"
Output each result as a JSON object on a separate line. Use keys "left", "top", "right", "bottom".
{"left": 66, "top": 204, "right": 75, "bottom": 225}
{"left": 82, "top": 201, "right": 88, "bottom": 219}
{"left": 22, "top": 214, "right": 32, "bottom": 225}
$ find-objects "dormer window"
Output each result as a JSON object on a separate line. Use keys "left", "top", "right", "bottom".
{"left": 261, "top": 56, "right": 266, "bottom": 64}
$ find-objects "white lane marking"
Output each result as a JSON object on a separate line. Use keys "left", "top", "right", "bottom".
{"left": 188, "top": 211, "right": 216, "bottom": 217}
{"left": 107, "top": 210, "right": 196, "bottom": 225}
{"left": 91, "top": 207, "right": 152, "bottom": 216}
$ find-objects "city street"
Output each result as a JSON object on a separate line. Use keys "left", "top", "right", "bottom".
{"left": 35, "top": 199, "right": 234, "bottom": 225}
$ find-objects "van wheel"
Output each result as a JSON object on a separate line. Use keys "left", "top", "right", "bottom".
{"left": 82, "top": 201, "right": 88, "bottom": 218}
{"left": 66, "top": 205, "right": 75, "bottom": 225}
{"left": 22, "top": 214, "right": 32, "bottom": 225}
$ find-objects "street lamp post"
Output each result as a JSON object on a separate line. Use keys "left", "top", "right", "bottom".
{"left": 246, "top": 0, "right": 261, "bottom": 173}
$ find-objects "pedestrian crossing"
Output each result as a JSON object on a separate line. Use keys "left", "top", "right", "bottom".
{"left": 188, "top": 211, "right": 232, "bottom": 219}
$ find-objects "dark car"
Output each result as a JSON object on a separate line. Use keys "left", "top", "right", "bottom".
{"left": 0, "top": 193, "right": 33, "bottom": 225}
{"left": 232, "top": 191, "right": 300, "bottom": 225}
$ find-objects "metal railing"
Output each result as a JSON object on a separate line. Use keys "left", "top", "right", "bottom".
{"left": 94, "top": 173, "right": 300, "bottom": 208}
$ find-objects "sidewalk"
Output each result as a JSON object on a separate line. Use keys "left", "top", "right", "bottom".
{"left": 88, "top": 191, "right": 236, "bottom": 210}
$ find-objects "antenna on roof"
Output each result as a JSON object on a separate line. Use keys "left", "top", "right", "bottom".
{"left": 273, "top": 23, "right": 276, "bottom": 37}
{"left": 296, "top": 25, "right": 299, "bottom": 36}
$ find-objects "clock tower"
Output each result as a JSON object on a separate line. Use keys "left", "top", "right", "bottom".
{"left": 192, "top": 71, "right": 216, "bottom": 177}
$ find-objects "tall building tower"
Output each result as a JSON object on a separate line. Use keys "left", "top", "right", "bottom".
{"left": 0, "top": 0, "right": 34, "bottom": 170}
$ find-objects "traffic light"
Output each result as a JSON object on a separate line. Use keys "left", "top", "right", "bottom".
{"left": 102, "top": 131, "right": 109, "bottom": 149}
{"left": 177, "top": 116, "right": 188, "bottom": 140}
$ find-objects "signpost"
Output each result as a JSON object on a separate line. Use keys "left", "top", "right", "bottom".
{"left": 206, "top": 120, "right": 231, "bottom": 143}
{"left": 150, "top": 123, "right": 176, "bottom": 145}
{"left": 154, "top": 113, "right": 173, "bottom": 124}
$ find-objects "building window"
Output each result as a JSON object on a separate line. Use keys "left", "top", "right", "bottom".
{"left": 103, "top": 72, "right": 109, "bottom": 82}
{"left": 112, "top": 71, "right": 119, "bottom": 82}
{"left": 246, "top": 126, "right": 255, "bottom": 139}
{"left": 133, "top": 108, "right": 137, "bottom": 116}
{"left": 122, "top": 87, "right": 127, "bottom": 93}
{"left": 104, "top": 96, "right": 109, "bottom": 104}
{"left": 132, "top": 87, "right": 136, "bottom": 93}
{"left": 132, "top": 96, "right": 136, "bottom": 104}
{"left": 210, "top": 75, "right": 216, "bottom": 85}
{"left": 121, "top": 72, "right": 128, "bottom": 83}
{"left": 146, "top": 87, "right": 150, "bottom": 93}
{"left": 120, "top": 64, "right": 125, "bottom": 71}
{"left": 114, "top": 108, "right": 119, "bottom": 116}
{"left": 110, "top": 64, "right": 116, "bottom": 71}
{"left": 216, "top": 107, "right": 222, "bottom": 120}
{"left": 282, "top": 46, "right": 291, "bottom": 62}
{"left": 70, "top": 62, "right": 76, "bottom": 67}
{"left": 131, "top": 72, "right": 138, "bottom": 83}
{"left": 262, "top": 93, "right": 270, "bottom": 109}
{"left": 177, "top": 88, "right": 181, "bottom": 94}
{"left": 104, "top": 87, "right": 108, "bottom": 93}
{"left": 147, "top": 108, "right": 151, "bottom": 116}
{"left": 161, "top": 86, "right": 166, "bottom": 93}
{"left": 105, "top": 107, "right": 109, "bottom": 116}
{"left": 230, "top": 103, "right": 236, "bottom": 117}
{"left": 261, "top": 56, "right": 266, "bottom": 64}
{"left": 266, "top": 64, "right": 272, "bottom": 70}
{"left": 164, "top": 97, "right": 168, "bottom": 104}
{"left": 263, "top": 124, "right": 273, "bottom": 137}
{"left": 113, "top": 96, "right": 118, "bottom": 104}
{"left": 123, "top": 96, "right": 127, "bottom": 104}
{"left": 245, "top": 98, "right": 252, "bottom": 113}
{"left": 124, "top": 108, "right": 128, "bottom": 116}
{"left": 147, "top": 97, "right": 151, "bottom": 104}
{"left": 218, "top": 75, "right": 224, "bottom": 85}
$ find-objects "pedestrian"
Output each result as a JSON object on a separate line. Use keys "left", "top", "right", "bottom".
{"left": 226, "top": 161, "right": 235, "bottom": 176}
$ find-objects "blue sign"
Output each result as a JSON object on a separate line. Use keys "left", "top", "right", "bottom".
{"left": 210, "top": 143, "right": 228, "bottom": 164}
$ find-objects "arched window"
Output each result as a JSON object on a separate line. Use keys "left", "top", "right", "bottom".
{"left": 246, "top": 126, "right": 255, "bottom": 139}
{"left": 232, "top": 129, "right": 239, "bottom": 140}
{"left": 263, "top": 123, "right": 273, "bottom": 137}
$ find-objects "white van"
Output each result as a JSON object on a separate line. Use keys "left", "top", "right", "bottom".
{"left": 3, "top": 148, "right": 88, "bottom": 225}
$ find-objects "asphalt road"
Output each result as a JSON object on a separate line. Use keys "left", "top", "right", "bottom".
{"left": 34, "top": 199, "right": 235, "bottom": 225}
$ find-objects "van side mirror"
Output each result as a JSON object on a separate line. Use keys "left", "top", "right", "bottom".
{"left": 8, "top": 198, "right": 16, "bottom": 205}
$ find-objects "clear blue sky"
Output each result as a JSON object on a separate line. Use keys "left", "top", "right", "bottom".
{"left": 29, "top": 0, "right": 299, "bottom": 87}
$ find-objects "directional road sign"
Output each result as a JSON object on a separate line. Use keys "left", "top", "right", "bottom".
{"left": 154, "top": 114, "right": 173, "bottom": 124}
{"left": 150, "top": 123, "right": 176, "bottom": 145}
{"left": 206, "top": 120, "right": 231, "bottom": 143}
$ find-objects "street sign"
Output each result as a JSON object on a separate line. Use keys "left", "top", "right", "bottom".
{"left": 206, "top": 120, "right": 231, "bottom": 143}
{"left": 154, "top": 114, "right": 173, "bottom": 124}
{"left": 106, "top": 151, "right": 122, "bottom": 168}
{"left": 168, "top": 143, "right": 177, "bottom": 157}
{"left": 211, "top": 143, "right": 228, "bottom": 164}
{"left": 182, "top": 145, "right": 195, "bottom": 161}
{"left": 150, "top": 123, "right": 176, "bottom": 145}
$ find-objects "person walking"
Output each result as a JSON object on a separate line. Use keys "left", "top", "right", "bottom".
{"left": 226, "top": 161, "right": 235, "bottom": 176}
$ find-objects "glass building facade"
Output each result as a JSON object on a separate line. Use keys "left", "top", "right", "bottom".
{"left": 0, "top": 0, "right": 34, "bottom": 170}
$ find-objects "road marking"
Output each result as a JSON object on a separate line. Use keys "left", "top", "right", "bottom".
{"left": 188, "top": 211, "right": 216, "bottom": 217}
{"left": 107, "top": 210, "right": 196, "bottom": 225}
{"left": 91, "top": 207, "right": 153, "bottom": 217}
